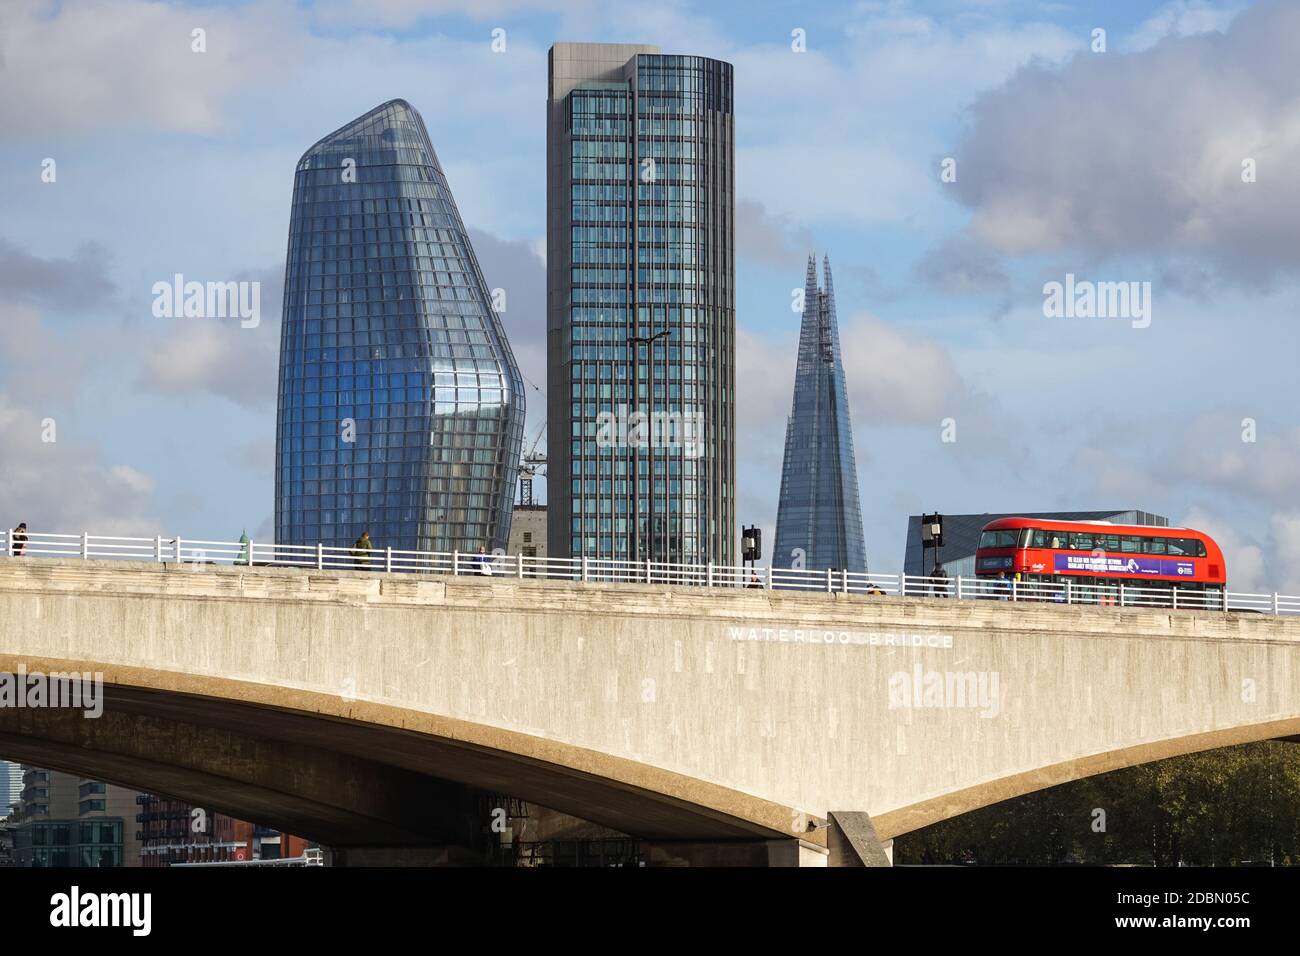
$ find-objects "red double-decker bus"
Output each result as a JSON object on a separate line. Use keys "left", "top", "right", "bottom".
{"left": 973, "top": 517, "right": 1226, "bottom": 603}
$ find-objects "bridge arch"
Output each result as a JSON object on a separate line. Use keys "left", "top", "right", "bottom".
{"left": 873, "top": 717, "right": 1300, "bottom": 840}
{"left": 0, "top": 659, "right": 806, "bottom": 849}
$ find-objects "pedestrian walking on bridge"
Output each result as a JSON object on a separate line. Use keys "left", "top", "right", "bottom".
{"left": 11, "top": 522, "right": 28, "bottom": 557}
{"left": 352, "top": 531, "right": 373, "bottom": 570}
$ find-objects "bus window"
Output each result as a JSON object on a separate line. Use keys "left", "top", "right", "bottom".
{"left": 978, "top": 530, "right": 1019, "bottom": 549}
{"left": 1147, "top": 537, "right": 1166, "bottom": 554}
{"left": 1096, "top": 534, "right": 1120, "bottom": 551}
{"left": 1069, "top": 532, "right": 1095, "bottom": 551}
{"left": 1121, "top": 536, "right": 1140, "bottom": 553}
{"left": 1033, "top": 529, "right": 1066, "bottom": 548}
{"left": 1168, "top": 537, "right": 1206, "bottom": 557}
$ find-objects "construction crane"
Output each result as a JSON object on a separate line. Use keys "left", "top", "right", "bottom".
{"left": 517, "top": 420, "right": 546, "bottom": 507}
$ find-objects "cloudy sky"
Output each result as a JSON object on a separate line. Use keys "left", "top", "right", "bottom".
{"left": 2, "top": 0, "right": 1297, "bottom": 590}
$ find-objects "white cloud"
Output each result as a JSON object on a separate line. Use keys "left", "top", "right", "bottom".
{"left": 1270, "top": 510, "right": 1300, "bottom": 595}
{"left": 735, "top": 309, "right": 1016, "bottom": 509}
{"left": 229, "top": 438, "right": 275, "bottom": 479}
{"left": 311, "top": 0, "right": 582, "bottom": 28}
{"left": 947, "top": 0, "right": 1300, "bottom": 286}
{"left": 0, "top": 393, "right": 160, "bottom": 534}
{"left": 137, "top": 319, "right": 278, "bottom": 409}
{"left": 1175, "top": 419, "right": 1300, "bottom": 506}
{"left": 1069, "top": 447, "right": 1157, "bottom": 504}
{"left": 913, "top": 232, "right": 1010, "bottom": 299}
{"left": 730, "top": 7, "right": 1079, "bottom": 226}
{"left": 840, "top": 312, "right": 967, "bottom": 427}
{"left": 0, "top": 303, "right": 97, "bottom": 403}
{"left": 1126, "top": 0, "right": 1245, "bottom": 53}
{"left": 735, "top": 199, "right": 815, "bottom": 266}
{"left": 0, "top": 0, "right": 296, "bottom": 137}
{"left": 107, "top": 464, "right": 156, "bottom": 496}
{"left": 1182, "top": 505, "right": 1266, "bottom": 592}
{"left": 135, "top": 266, "right": 282, "bottom": 409}
{"left": 0, "top": 240, "right": 115, "bottom": 310}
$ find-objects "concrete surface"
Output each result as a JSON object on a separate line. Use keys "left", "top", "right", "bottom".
{"left": 2, "top": 558, "right": 1299, "bottom": 861}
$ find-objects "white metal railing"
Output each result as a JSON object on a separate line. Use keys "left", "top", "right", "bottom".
{"left": 3, "top": 527, "right": 1298, "bottom": 617}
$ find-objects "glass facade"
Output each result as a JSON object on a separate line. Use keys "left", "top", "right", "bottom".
{"left": 548, "top": 45, "right": 735, "bottom": 565}
{"left": 773, "top": 256, "right": 867, "bottom": 573}
{"left": 13, "top": 819, "right": 125, "bottom": 867}
{"left": 276, "top": 99, "right": 525, "bottom": 554}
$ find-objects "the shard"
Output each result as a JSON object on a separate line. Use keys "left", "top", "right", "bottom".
{"left": 772, "top": 255, "right": 867, "bottom": 573}
{"left": 275, "top": 99, "right": 525, "bottom": 555}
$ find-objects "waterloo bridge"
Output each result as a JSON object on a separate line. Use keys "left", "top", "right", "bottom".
{"left": 1, "top": 544, "right": 1299, "bottom": 866}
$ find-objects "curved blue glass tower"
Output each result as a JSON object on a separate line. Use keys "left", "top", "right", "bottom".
{"left": 773, "top": 255, "right": 867, "bottom": 573}
{"left": 275, "top": 99, "right": 525, "bottom": 554}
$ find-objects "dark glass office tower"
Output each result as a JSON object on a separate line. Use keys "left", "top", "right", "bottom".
{"left": 276, "top": 99, "right": 525, "bottom": 554}
{"left": 773, "top": 255, "right": 867, "bottom": 573}
{"left": 547, "top": 43, "right": 735, "bottom": 566}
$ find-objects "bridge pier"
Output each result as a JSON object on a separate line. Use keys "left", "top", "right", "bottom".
{"left": 644, "top": 839, "right": 827, "bottom": 867}
{"left": 827, "top": 812, "right": 893, "bottom": 866}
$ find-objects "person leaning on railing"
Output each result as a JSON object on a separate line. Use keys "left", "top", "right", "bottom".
{"left": 11, "top": 522, "right": 27, "bottom": 557}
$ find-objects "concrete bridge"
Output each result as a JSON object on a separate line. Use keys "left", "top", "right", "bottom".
{"left": 2, "top": 557, "right": 1299, "bottom": 866}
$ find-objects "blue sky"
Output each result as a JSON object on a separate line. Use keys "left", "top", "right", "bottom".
{"left": 2, "top": 0, "right": 1298, "bottom": 590}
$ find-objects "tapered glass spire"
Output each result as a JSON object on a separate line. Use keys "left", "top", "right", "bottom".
{"left": 773, "top": 255, "right": 867, "bottom": 572}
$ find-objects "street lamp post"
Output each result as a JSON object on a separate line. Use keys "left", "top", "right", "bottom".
{"left": 920, "top": 512, "right": 944, "bottom": 596}
{"left": 627, "top": 328, "right": 670, "bottom": 565}
{"left": 742, "top": 525, "right": 762, "bottom": 587}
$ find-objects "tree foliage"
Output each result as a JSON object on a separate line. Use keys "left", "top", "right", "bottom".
{"left": 895, "top": 742, "right": 1300, "bottom": 865}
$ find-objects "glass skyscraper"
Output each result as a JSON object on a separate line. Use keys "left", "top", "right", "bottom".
{"left": 276, "top": 99, "right": 525, "bottom": 555}
{"left": 547, "top": 43, "right": 735, "bottom": 566}
{"left": 773, "top": 255, "right": 867, "bottom": 573}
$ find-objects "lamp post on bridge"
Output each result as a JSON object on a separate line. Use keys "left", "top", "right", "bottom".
{"left": 920, "top": 513, "right": 944, "bottom": 596}
{"left": 742, "top": 526, "right": 761, "bottom": 586}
